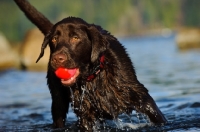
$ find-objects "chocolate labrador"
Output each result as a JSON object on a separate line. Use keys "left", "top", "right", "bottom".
{"left": 14, "top": 0, "right": 167, "bottom": 131}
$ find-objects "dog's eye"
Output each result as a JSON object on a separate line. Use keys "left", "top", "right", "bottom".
{"left": 73, "top": 36, "right": 79, "bottom": 40}
{"left": 71, "top": 36, "right": 79, "bottom": 43}
{"left": 52, "top": 37, "right": 57, "bottom": 43}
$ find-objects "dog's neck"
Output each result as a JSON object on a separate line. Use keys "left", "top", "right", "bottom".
{"left": 86, "top": 54, "right": 105, "bottom": 82}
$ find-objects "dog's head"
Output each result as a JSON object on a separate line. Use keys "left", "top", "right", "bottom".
{"left": 36, "top": 17, "right": 108, "bottom": 86}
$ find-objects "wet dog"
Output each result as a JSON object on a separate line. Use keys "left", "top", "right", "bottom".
{"left": 14, "top": 0, "right": 167, "bottom": 131}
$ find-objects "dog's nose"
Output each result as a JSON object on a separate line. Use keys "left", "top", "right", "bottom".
{"left": 53, "top": 54, "right": 66, "bottom": 64}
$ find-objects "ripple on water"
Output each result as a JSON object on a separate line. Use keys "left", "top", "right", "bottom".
{"left": 1, "top": 36, "right": 200, "bottom": 131}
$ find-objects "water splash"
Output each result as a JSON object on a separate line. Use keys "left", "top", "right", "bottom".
{"left": 122, "top": 122, "right": 149, "bottom": 130}
{"left": 79, "top": 85, "right": 86, "bottom": 110}
{"left": 69, "top": 87, "right": 74, "bottom": 111}
{"left": 135, "top": 111, "right": 149, "bottom": 124}
{"left": 136, "top": 111, "right": 142, "bottom": 124}
{"left": 125, "top": 113, "right": 132, "bottom": 124}
{"left": 113, "top": 117, "right": 150, "bottom": 131}
{"left": 92, "top": 120, "right": 101, "bottom": 131}
{"left": 114, "top": 118, "right": 125, "bottom": 130}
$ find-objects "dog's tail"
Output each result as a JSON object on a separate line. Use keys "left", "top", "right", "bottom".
{"left": 14, "top": 0, "right": 53, "bottom": 35}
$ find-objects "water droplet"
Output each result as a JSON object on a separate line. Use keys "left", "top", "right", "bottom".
{"left": 125, "top": 113, "right": 132, "bottom": 123}
{"left": 79, "top": 85, "right": 86, "bottom": 110}
{"left": 143, "top": 114, "right": 150, "bottom": 123}
{"left": 136, "top": 111, "right": 141, "bottom": 124}
{"left": 74, "top": 107, "right": 79, "bottom": 110}
{"left": 69, "top": 87, "right": 75, "bottom": 111}
{"left": 103, "top": 122, "right": 106, "bottom": 131}
{"left": 114, "top": 118, "right": 124, "bottom": 129}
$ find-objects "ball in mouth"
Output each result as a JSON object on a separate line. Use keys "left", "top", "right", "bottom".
{"left": 55, "top": 68, "right": 80, "bottom": 86}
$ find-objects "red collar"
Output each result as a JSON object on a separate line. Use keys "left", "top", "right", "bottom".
{"left": 86, "top": 55, "right": 105, "bottom": 81}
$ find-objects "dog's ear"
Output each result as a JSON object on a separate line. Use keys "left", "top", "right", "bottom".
{"left": 87, "top": 26, "right": 108, "bottom": 63}
{"left": 36, "top": 32, "right": 51, "bottom": 63}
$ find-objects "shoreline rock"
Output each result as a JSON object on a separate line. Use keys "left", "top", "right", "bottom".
{"left": 176, "top": 28, "right": 200, "bottom": 50}
{"left": 20, "top": 28, "right": 49, "bottom": 71}
{"left": 0, "top": 32, "right": 20, "bottom": 71}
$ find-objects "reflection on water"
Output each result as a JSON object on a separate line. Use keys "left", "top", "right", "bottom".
{"left": 0, "top": 35, "right": 200, "bottom": 131}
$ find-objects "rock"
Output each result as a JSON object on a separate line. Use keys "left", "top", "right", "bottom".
{"left": 176, "top": 28, "right": 200, "bottom": 50}
{"left": 0, "top": 32, "right": 20, "bottom": 70}
{"left": 20, "top": 28, "right": 50, "bottom": 71}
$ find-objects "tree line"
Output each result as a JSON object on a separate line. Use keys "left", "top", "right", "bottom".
{"left": 0, "top": 0, "right": 200, "bottom": 42}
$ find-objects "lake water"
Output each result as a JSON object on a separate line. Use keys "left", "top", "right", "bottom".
{"left": 0, "top": 35, "right": 200, "bottom": 131}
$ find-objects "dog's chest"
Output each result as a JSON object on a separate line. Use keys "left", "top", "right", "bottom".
{"left": 70, "top": 82, "right": 128, "bottom": 119}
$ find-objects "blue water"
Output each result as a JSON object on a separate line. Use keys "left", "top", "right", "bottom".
{"left": 0, "top": 35, "right": 200, "bottom": 131}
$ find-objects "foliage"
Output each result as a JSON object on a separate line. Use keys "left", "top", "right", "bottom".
{"left": 0, "top": 0, "right": 200, "bottom": 42}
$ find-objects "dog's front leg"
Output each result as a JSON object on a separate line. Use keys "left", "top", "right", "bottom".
{"left": 51, "top": 94, "right": 69, "bottom": 128}
{"left": 47, "top": 73, "right": 70, "bottom": 128}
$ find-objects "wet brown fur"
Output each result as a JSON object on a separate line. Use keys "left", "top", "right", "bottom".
{"left": 14, "top": 0, "right": 167, "bottom": 131}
